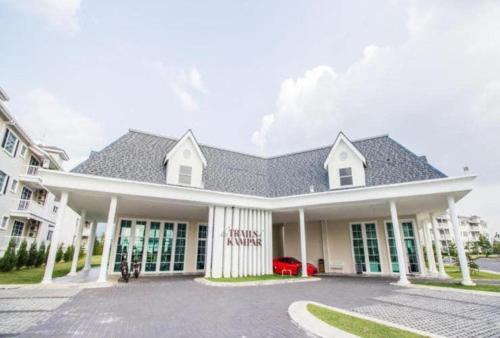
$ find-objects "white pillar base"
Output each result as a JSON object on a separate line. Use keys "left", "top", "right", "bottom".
{"left": 395, "top": 278, "right": 411, "bottom": 286}
{"left": 68, "top": 272, "right": 78, "bottom": 277}
{"left": 461, "top": 279, "right": 476, "bottom": 286}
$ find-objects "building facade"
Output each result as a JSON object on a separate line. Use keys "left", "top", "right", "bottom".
{"left": 432, "top": 214, "right": 489, "bottom": 254}
{"left": 0, "top": 88, "right": 81, "bottom": 256}
{"left": 38, "top": 129, "right": 477, "bottom": 286}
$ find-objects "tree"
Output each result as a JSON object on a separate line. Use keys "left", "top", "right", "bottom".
{"left": 63, "top": 245, "right": 74, "bottom": 262}
{"left": 93, "top": 236, "right": 104, "bottom": 256}
{"left": 0, "top": 239, "right": 17, "bottom": 272}
{"left": 15, "top": 240, "right": 28, "bottom": 270}
{"left": 35, "top": 242, "right": 46, "bottom": 267}
{"left": 26, "top": 241, "right": 38, "bottom": 268}
{"left": 477, "top": 234, "right": 492, "bottom": 257}
{"left": 79, "top": 245, "right": 85, "bottom": 259}
{"left": 55, "top": 244, "right": 64, "bottom": 263}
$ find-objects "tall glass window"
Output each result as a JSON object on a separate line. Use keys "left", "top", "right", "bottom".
{"left": 351, "top": 224, "right": 366, "bottom": 272}
{"left": 385, "top": 222, "right": 400, "bottom": 273}
{"left": 132, "top": 221, "right": 146, "bottom": 267}
{"left": 402, "top": 221, "right": 419, "bottom": 273}
{"left": 365, "top": 223, "right": 381, "bottom": 272}
{"left": 114, "top": 220, "right": 132, "bottom": 272}
{"left": 160, "top": 223, "right": 174, "bottom": 271}
{"left": 145, "top": 222, "right": 161, "bottom": 272}
{"left": 174, "top": 223, "right": 187, "bottom": 271}
{"left": 196, "top": 224, "right": 208, "bottom": 270}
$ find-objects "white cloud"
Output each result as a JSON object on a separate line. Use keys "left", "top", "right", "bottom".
{"left": 144, "top": 60, "right": 207, "bottom": 113}
{"left": 7, "top": 0, "right": 82, "bottom": 34}
{"left": 19, "top": 89, "right": 104, "bottom": 170}
{"left": 252, "top": 1, "right": 500, "bottom": 232}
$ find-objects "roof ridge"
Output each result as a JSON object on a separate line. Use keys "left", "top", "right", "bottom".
{"left": 128, "top": 128, "right": 389, "bottom": 160}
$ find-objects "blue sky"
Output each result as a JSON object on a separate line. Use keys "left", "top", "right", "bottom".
{"left": 1, "top": 0, "right": 499, "bottom": 234}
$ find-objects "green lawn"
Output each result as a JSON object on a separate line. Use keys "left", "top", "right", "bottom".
{"left": 206, "top": 274, "right": 303, "bottom": 283}
{"left": 0, "top": 255, "right": 101, "bottom": 284}
{"left": 414, "top": 281, "right": 500, "bottom": 293}
{"left": 445, "top": 265, "right": 500, "bottom": 280}
{"left": 307, "top": 304, "right": 425, "bottom": 338}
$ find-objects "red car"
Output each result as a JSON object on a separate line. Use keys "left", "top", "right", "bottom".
{"left": 273, "top": 257, "right": 318, "bottom": 276}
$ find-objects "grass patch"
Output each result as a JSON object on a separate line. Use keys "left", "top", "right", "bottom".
{"left": 414, "top": 281, "right": 500, "bottom": 293}
{"left": 307, "top": 304, "right": 425, "bottom": 338}
{"left": 445, "top": 265, "right": 500, "bottom": 280}
{"left": 0, "top": 255, "right": 101, "bottom": 284}
{"left": 206, "top": 274, "right": 302, "bottom": 283}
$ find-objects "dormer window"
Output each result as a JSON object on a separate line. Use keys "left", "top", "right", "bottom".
{"left": 339, "top": 167, "right": 353, "bottom": 186}
{"left": 179, "top": 165, "right": 192, "bottom": 185}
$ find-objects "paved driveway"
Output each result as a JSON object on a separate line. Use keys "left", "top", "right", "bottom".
{"left": 4, "top": 276, "right": 499, "bottom": 337}
{"left": 477, "top": 258, "right": 500, "bottom": 273}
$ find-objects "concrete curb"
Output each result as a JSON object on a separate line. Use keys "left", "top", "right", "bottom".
{"left": 481, "top": 269, "right": 500, "bottom": 275}
{"left": 289, "top": 301, "right": 358, "bottom": 338}
{"left": 0, "top": 281, "right": 115, "bottom": 290}
{"left": 396, "top": 282, "right": 500, "bottom": 297}
{"left": 289, "top": 301, "right": 444, "bottom": 338}
{"left": 194, "top": 277, "right": 321, "bottom": 287}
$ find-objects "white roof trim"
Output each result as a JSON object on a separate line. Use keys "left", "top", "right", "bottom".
{"left": 163, "top": 129, "right": 207, "bottom": 166}
{"left": 323, "top": 132, "right": 367, "bottom": 169}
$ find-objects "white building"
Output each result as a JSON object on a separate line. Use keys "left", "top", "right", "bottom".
{"left": 431, "top": 214, "right": 489, "bottom": 253}
{"left": 0, "top": 87, "right": 81, "bottom": 256}
{"left": 38, "top": 129, "right": 476, "bottom": 286}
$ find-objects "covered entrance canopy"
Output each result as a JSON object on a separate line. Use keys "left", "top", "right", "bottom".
{"left": 38, "top": 169, "right": 476, "bottom": 286}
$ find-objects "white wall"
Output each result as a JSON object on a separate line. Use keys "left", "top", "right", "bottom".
{"left": 326, "top": 140, "right": 366, "bottom": 189}
{"left": 166, "top": 137, "right": 204, "bottom": 188}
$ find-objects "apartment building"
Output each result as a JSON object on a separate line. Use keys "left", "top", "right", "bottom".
{"left": 0, "top": 87, "right": 82, "bottom": 256}
{"left": 432, "top": 213, "right": 489, "bottom": 253}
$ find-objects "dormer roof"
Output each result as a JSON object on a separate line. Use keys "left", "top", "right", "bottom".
{"left": 163, "top": 129, "right": 207, "bottom": 167}
{"left": 323, "top": 132, "right": 367, "bottom": 169}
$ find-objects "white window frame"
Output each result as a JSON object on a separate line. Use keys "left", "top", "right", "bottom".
{"left": 10, "top": 179, "right": 18, "bottom": 194}
{"left": 339, "top": 167, "right": 353, "bottom": 187}
{"left": 384, "top": 218, "right": 422, "bottom": 275}
{"left": 0, "top": 170, "right": 9, "bottom": 195}
{"left": 1, "top": 128, "right": 19, "bottom": 157}
{"left": 19, "top": 144, "right": 27, "bottom": 159}
{"left": 196, "top": 223, "right": 208, "bottom": 271}
{"left": 11, "top": 220, "right": 25, "bottom": 237}
{"left": 349, "top": 221, "right": 382, "bottom": 274}
{"left": 178, "top": 165, "right": 192, "bottom": 185}
{"left": 0, "top": 216, "right": 8, "bottom": 230}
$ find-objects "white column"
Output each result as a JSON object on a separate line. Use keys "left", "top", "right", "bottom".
{"left": 389, "top": 200, "right": 410, "bottom": 285}
{"left": 231, "top": 208, "right": 240, "bottom": 277}
{"left": 447, "top": 196, "right": 475, "bottom": 286}
{"left": 211, "top": 206, "right": 225, "bottom": 278}
{"left": 299, "top": 208, "right": 308, "bottom": 277}
{"left": 267, "top": 211, "right": 273, "bottom": 274}
{"left": 257, "top": 210, "right": 263, "bottom": 275}
{"left": 422, "top": 219, "right": 437, "bottom": 275}
{"left": 430, "top": 213, "right": 448, "bottom": 278}
{"left": 251, "top": 210, "right": 257, "bottom": 276}
{"left": 42, "top": 191, "right": 69, "bottom": 284}
{"left": 97, "top": 196, "right": 118, "bottom": 283}
{"left": 84, "top": 221, "right": 97, "bottom": 271}
{"left": 69, "top": 210, "right": 86, "bottom": 276}
{"left": 321, "top": 220, "right": 330, "bottom": 273}
{"left": 281, "top": 224, "right": 286, "bottom": 256}
{"left": 242, "top": 209, "right": 248, "bottom": 277}
{"left": 413, "top": 221, "right": 427, "bottom": 277}
{"left": 205, "top": 206, "right": 214, "bottom": 278}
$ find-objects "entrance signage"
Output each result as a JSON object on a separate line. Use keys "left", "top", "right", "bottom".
{"left": 225, "top": 229, "right": 262, "bottom": 246}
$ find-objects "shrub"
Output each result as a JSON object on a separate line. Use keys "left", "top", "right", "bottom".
{"left": 55, "top": 244, "right": 64, "bottom": 263}
{"left": 93, "top": 237, "right": 103, "bottom": 256}
{"left": 35, "top": 242, "right": 46, "bottom": 267}
{"left": 15, "top": 240, "right": 28, "bottom": 270}
{"left": 1, "top": 239, "right": 17, "bottom": 272}
{"left": 63, "top": 245, "right": 74, "bottom": 262}
{"left": 26, "top": 241, "right": 38, "bottom": 268}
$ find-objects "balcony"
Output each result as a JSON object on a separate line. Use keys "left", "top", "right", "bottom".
{"left": 18, "top": 165, "right": 44, "bottom": 189}
{"left": 10, "top": 199, "right": 56, "bottom": 223}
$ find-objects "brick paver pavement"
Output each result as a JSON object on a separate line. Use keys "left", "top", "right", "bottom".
{"left": 2, "top": 276, "right": 498, "bottom": 337}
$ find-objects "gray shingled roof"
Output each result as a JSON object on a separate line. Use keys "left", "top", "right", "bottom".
{"left": 71, "top": 130, "right": 446, "bottom": 197}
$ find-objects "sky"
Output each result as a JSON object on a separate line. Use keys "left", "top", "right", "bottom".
{"left": 0, "top": 0, "right": 499, "bottom": 235}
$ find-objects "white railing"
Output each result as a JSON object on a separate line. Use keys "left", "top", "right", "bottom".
{"left": 15, "top": 199, "right": 45, "bottom": 216}
{"left": 25, "top": 165, "right": 40, "bottom": 176}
